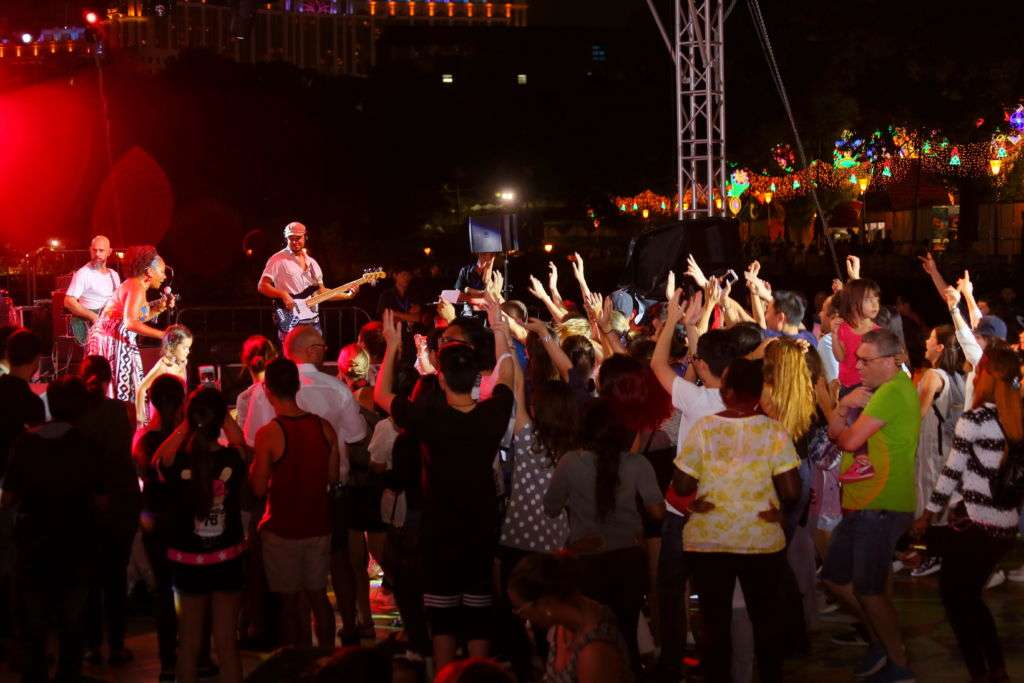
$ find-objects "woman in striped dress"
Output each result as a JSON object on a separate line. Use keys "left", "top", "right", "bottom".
{"left": 912, "top": 347, "right": 1022, "bottom": 683}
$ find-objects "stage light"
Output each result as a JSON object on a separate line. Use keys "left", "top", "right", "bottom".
{"left": 245, "top": 248, "right": 254, "bottom": 257}
{"left": 497, "top": 189, "right": 516, "bottom": 203}
{"left": 21, "top": 33, "right": 33, "bottom": 44}
{"left": 48, "top": 238, "right": 60, "bottom": 249}
{"left": 543, "top": 243, "right": 553, "bottom": 253}
{"left": 423, "top": 246, "right": 432, "bottom": 256}
{"left": 84, "top": 11, "right": 99, "bottom": 25}
{"left": 115, "top": 251, "right": 125, "bottom": 259}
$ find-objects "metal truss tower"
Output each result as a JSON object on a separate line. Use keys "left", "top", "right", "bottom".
{"left": 647, "top": 0, "right": 727, "bottom": 219}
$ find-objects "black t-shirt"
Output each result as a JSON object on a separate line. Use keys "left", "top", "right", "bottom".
{"left": 0, "top": 375, "right": 46, "bottom": 479}
{"left": 454, "top": 265, "right": 488, "bottom": 318}
{"left": 137, "top": 429, "right": 175, "bottom": 535}
{"left": 4, "top": 423, "right": 103, "bottom": 559}
{"left": 159, "top": 445, "right": 246, "bottom": 555}
{"left": 376, "top": 287, "right": 417, "bottom": 318}
{"left": 77, "top": 396, "right": 139, "bottom": 527}
{"left": 390, "top": 383, "right": 513, "bottom": 533}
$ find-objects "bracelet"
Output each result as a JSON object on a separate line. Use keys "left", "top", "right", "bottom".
{"left": 540, "top": 334, "right": 553, "bottom": 344}
{"left": 496, "top": 352, "right": 514, "bottom": 366}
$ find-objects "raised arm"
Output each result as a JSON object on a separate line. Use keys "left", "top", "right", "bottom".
{"left": 945, "top": 285, "right": 983, "bottom": 368}
{"left": 485, "top": 292, "right": 515, "bottom": 391}
{"left": 957, "top": 270, "right": 982, "bottom": 329}
{"left": 651, "top": 288, "right": 686, "bottom": 394}
{"left": 569, "top": 252, "right": 593, "bottom": 304}
{"left": 547, "top": 262, "right": 564, "bottom": 308}
{"left": 918, "top": 253, "right": 950, "bottom": 302}
{"left": 527, "top": 275, "right": 568, "bottom": 323}
{"left": 526, "top": 318, "right": 572, "bottom": 381}
{"left": 374, "top": 309, "right": 402, "bottom": 415}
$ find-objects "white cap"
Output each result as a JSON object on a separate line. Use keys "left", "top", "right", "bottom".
{"left": 283, "top": 221, "right": 307, "bottom": 238}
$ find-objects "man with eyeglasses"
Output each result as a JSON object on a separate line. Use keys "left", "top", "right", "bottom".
{"left": 823, "top": 328, "right": 920, "bottom": 683}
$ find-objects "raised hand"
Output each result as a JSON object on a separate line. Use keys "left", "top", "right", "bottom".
{"left": 686, "top": 254, "right": 708, "bottom": 288}
{"left": 703, "top": 278, "right": 722, "bottom": 310}
{"left": 584, "top": 291, "right": 604, "bottom": 322}
{"left": 666, "top": 288, "right": 685, "bottom": 324}
{"left": 944, "top": 285, "right": 961, "bottom": 311}
{"left": 382, "top": 309, "right": 402, "bottom": 346}
{"left": 548, "top": 261, "right": 559, "bottom": 291}
{"left": 600, "top": 296, "right": 614, "bottom": 329}
{"left": 570, "top": 252, "right": 586, "bottom": 281}
{"left": 665, "top": 270, "right": 676, "bottom": 302}
{"left": 527, "top": 275, "right": 549, "bottom": 301}
{"left": 831, "top": 278, "right": 843, "bottom": 294}
{"left": 682, "top": 293, "right": 703, "bottom": 326}
{"left": 845, "top": 254, "right": 861, "bottom": 280}
{"left": 918, "top": 252, "right": 939, "bottom": 277}
{"left": 745, "top": 259, "right": 761, "bottom": 281}
{"left": 436, "top": 298, "right": 456, "bottom": 323}
{"left": 957, "top": 270, "right": 973, "bottom": 297}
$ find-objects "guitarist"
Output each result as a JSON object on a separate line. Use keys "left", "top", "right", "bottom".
{"left": 258, "top": 222, "right": 360, "bottom": 341}
{"left": 64, "top": 235, "right": 121, "bottom": 344}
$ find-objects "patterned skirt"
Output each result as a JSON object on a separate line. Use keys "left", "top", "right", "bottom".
{"left": 86, "top": 318, "right": 143, "bottom": 402}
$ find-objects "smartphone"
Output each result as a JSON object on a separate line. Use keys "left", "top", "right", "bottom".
{"left": 198, "top": 365, "right": 218, "bottom": 387}
{"left": 723, "top": 269, "right": 739, "bottom": 286}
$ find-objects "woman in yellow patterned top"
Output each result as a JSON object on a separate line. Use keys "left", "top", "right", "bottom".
{"left": 672, "top": 357, "right": 801, "bottom": 683}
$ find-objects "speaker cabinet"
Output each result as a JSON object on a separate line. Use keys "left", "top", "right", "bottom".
{"left": 620, "top": 217, "right": 741, "bottom": 298}
{"left": 468, "top": 215, "right": 519, "bottom": 254}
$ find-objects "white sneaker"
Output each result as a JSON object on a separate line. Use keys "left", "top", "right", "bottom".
{"left": 986, "top": 570, "right": 1006, "bottom": 590}
{"left": 1006, "top": 566, "right": 1024, "bottom": 582}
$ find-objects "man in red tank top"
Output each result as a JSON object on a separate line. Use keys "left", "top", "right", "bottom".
{"left": 250, "top": 359, "right": 340, "bottom": 648}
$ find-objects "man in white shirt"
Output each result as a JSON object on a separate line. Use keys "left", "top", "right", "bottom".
{"left": 258, "top": 222, "right": 359, "bottom": 341}
{"left": 241, "top": 326, "right": 367, "bottom": 476}
{"left": 64, "top": 236, "right": 121, "bottom": 341}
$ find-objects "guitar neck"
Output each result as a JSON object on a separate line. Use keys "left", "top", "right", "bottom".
{"left": 306, "top": 277, "right": 366, "bottom": 307}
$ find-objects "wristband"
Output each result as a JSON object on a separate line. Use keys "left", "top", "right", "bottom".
{"left": 540, "top": 334, "right": 553, "bottom": 344}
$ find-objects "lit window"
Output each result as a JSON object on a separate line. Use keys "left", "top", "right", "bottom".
{"left": 591, "top": 44, "right": 606, "bottom": 62}
{"left": 441, "top": 73, "right": 454, "bottom": 84}
{"left": 516, "top": 73, "right": 527, "bottom": 85}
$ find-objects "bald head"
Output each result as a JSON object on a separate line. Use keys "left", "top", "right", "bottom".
{"left": 284, "top": 326, "right": 326, "bottom": 364}
{"left": 90, "top": 235, "right": 111, "bottom": 266}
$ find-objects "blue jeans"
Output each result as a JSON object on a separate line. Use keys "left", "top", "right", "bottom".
{"left": 822, "top": 509, "right": 913, "bottom": 596}
{"left": 656, "top": 512, "right": 690, "bottom": 677}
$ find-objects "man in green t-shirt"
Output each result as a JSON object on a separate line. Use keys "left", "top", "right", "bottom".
{"left": 823, "top": 328, "right": 920, "bottom": 682}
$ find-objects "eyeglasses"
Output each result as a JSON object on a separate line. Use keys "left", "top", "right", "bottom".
{"left": 855, "top": 354, "right": 893, "bottom": 366}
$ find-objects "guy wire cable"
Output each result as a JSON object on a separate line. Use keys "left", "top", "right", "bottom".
{"left": 746, "top": 0, "right": 842, "bottom": 280}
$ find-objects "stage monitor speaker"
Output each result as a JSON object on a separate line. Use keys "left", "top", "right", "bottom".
{"left": 468, "top": 215, "right": 519, "bottom": 254}
{"left": 620, "top": 217, "right": 741, "bottom": 299}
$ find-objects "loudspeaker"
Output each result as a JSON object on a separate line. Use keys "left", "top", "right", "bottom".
{"left": 468, "top": 215, "right": 519, "bottom": 254}
{"left": 620, "top": 217, "right": 741, "bottom": 299}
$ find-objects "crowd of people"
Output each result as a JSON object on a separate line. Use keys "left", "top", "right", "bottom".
{"left": 1, "top": 236, "right": 1024, "bottom": 683}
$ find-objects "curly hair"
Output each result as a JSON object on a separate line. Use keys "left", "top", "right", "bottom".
{"left": 125, "top": 245, "right": 161, "bottom": 278}
{"left": 762, "top": 338, "right": 815, "bottom": 440}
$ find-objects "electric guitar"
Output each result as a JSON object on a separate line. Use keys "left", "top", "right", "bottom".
{"left": 273, "top": 268, "right": 386, "bottom": 336}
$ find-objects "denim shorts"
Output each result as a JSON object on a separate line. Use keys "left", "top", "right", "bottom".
{"left": 821, "top": 509, "right": 912, "bottom": 596}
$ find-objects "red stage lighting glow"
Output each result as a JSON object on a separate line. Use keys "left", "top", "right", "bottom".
{"left": 85, "top": 11, "right": 99, "bottom": 25}
{"left": 21, "top": 33, "right": 33, "bottom": 44}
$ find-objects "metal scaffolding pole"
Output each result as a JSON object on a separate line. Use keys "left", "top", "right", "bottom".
{"left": 649, "top": 0, "right": 727, "bottom": 220}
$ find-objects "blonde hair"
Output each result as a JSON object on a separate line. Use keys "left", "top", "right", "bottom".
{"left": 556, "top": 316, "right": 592, "bottom": 344}
{"left": 336, "top": 343, "right": 370, "bottom": 383}
{"left": 762, "top": 338, "right": 816, "bottom": 440}
{"left": 609, "top": 310, "right": 629, "bottom": 335}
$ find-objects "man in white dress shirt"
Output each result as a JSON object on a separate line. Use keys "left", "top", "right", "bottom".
{"left": 63, "top": 236, "right": 121, "bottom": 342}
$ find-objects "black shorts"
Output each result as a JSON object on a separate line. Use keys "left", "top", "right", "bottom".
{"left": 172, "top": 557, "right": 245, "bottom": 595}
{"left": 344, "top": 483, "right": 386, "bottom": 533}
